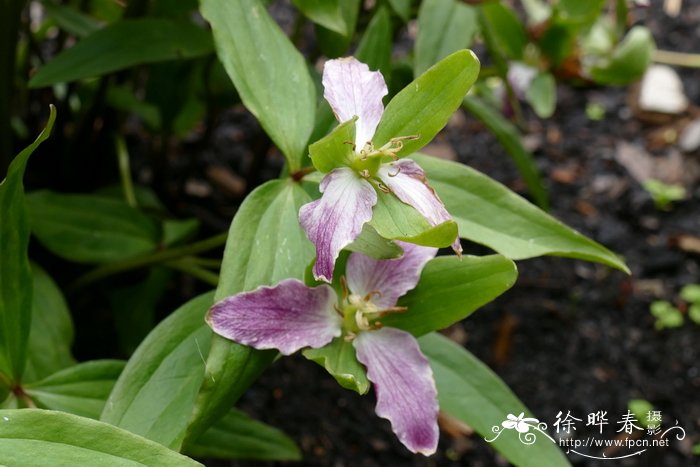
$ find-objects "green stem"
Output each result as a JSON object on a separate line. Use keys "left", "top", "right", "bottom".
{"left": 70, "top": 232, "right": 228, "bottom": 290}
{"left": 166, "top": 258, "right": 219, "bottom": 286}
{"left": 183, "top": 256, "right": 222, "bottom": 269}
{"left": 115, "top": 136, "right": 137, "bottom": 207}
{"left": 0, "top": 372, "right": 11, "bottom": 389}
{"left": 653, "top": 49, "right": 700, "bottom": 68}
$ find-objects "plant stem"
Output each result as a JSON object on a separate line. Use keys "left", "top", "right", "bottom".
{"left": 653, "top": 49, "right": 700, "bottom": 68}
{"left": 115, "top": 135, "right": 137, "bottom": 207}
{"left": 70, "top": 232, "right": 228, "bottom": 290}
{"left": 166, "top": 258, "right": 219, "bottom": 287}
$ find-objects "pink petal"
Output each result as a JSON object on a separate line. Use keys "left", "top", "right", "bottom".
{"left": 206, "top": 279, "right": 341, "bottom": 355}
{"left": 322, "top": 57, "right": 388, "bottom": 148}
{"left": 299, "top": 168, "right": 378, "bottom": 283}
{"left": 346, "top": 241, "right": 436, "bottom": 309}
{"left": 353, "top": 328, "right": 439, "bottom": 455}
{"left": 378, "top": 159, "right": 462, "bottom": 254}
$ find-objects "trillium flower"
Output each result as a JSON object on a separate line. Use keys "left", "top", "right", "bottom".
{"left": 300, "top": 57, "right": 461, "bottom": 282}
{"left": 502, "top": 412, "right": 539, "bottom": 433}
{"left": 207, "top": 242, "right": 440, "bottom": 455}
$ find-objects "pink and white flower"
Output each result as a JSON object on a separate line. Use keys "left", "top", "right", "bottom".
{"left": 300, "top": 57, "right": 460, "bottom": 283}
{"left": 207, "top": 242, "right": 440, "bottom": 455}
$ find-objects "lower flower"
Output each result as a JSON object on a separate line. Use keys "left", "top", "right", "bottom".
{"left": 207, "top": 242, "right": 440, "bottom": 455}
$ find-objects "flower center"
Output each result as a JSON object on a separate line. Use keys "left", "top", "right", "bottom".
{"left": 338, "top": 284, "right": 407, "bottom": 338}
{"left": 349, "top": 135, "right": 419, "bottom": 179}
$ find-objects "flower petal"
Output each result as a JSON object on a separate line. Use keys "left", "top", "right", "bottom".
{"left": 378, "top": 159, "right": 462, "bottom": 254}
{"left": 353, "top": 328, "right": 439, "bottom": 455}
{"left": 346, "top": 241, "right": 436, "bottom": 309}
{"left": 299, "top": 167, "right": 377, "bottom": 283}
{"left": 206, "top": 279, "right": 341, "bottom": 355}
{"left": 323, "top": 57, "right": 388, "bottom": 148}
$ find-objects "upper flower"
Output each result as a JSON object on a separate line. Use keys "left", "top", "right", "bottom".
{"left": 300, "top": 57, "right": 461, "bottom": 283}
{"left": 207, "top": 241, "right": 440, "bottom": 455}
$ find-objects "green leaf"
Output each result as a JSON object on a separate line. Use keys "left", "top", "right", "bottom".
{"left": 292, "top": 0, "right": 348, "bottom": 35}
{"left": 346, "top": 224, "right": 403, "bottom": 260}
{"left": 184, "top": 179, "right": 314, "bottom": 446}
{"left": 28, "top": 19, "right": 213, "bottom": 87}
{"left": 0, "top": 409, "right": 201, "bottom": 466}
{"left": 462, "top": 96, "right": 549, "bottom": 209}
{"left": 309, "top": 117, "right": 357, "bottom": 173}
{"left": 101, "top": 292, "right": 214, "bottom": 450}
{"left": 303, "top": 337, "right": 370, "bottom": 394}
{"left": 681, "top": 284, "right": 700, "bottom": 304}
{"left": 388, "top": 0, "right": 411, "bottom": 21}
{"left": 383, "top": 255, "right": 517, "bottom": 336}
{"left": 556, "top": 0, "right": 605, "bottom": 24}
{"left": 588, "top": 26, "right": 655, "bottom": 85}
{"left": 0, "top": 105, "right": 55, "bottom": 383}
{"left": 414, "top": 0, "right": 478, "bottom": 76}
{"left": 356, "top": 6, "right": 393, "bottom": 79}
{"left": 479, "top": 2, "right": 528, "bottom": 60}
{"left": 27, "top": 191, "right": 161, "bottom": 264}
{"left": 25, "top": 360, "right": 125, "bottom": 420}
{"left": 23, "top": 264, "right": 75, "bottom": 383}
{"left": 419, "top": 333, "right": 571, "bottom": 467}
{"left": 200, "top": 0, "right": 316, "bottom": 171}
{"left": 412, "top": 154, "right": 630, "bottom": 272}
{"left": 369, "top": 190, "right": 459, "bottom": 248}
{"left": 41, "top": 0, "right": 102, "bottom": 38}
{"left": 525, "top": 72, "right": 557, "bottom": 118}
{"left": 628, "top": 399, "right": 654, "bottom": 428}
{"left": 374, "top": 50, "right": 480, "bottom": 157}
{"left": 186, "top": 408, "right": 301, "bottom": 461}
{"left": 689, "top": 304, "right": 700, "bottom": 325}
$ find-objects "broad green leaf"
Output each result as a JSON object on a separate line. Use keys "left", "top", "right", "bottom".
{"left": 388, "top": 0, "right": 411, "bottom": 21}
{"left": 186, "top": 408, "right": 301, "bottom": 461}
{"left": 41, "top": 0, "right": 102, "bottom": 37}
{"left": 525, "top": 72, "right": 557, "bottom": 119}
{"left": 200, "top": 0, "right": 316, "bottom": 170}
{"left": 184, "top": 179, "right": 314, "bottom": 446}
{"left": 309, "top": 117, "right": 356, "bottom": 173}
{"left": 369, "top": 190, "right": 458, "bottom": 248}
{"left": 25, "top": 360, "right": 125, "bottom": 420}
{"left": 412, "top": 154, "right": 629, "bottom": 272}
{"left": 292, "top": 0, "right": 348, "bottom": 35}
{"left": 415, "top": 0, "right": 478, "bottom": 76}
{"left": 355, "top": 6, "right": 393, "bottom": 79}
{"left": 462, "top": 96, "right": 549, "bottom": 209}
{"left": 28, "top": 18, "right": 213, "bottom": 87}
{"left": 537, "top": 23, "right": 577, "bottom": 66}
{"left": 0, "top": 409, "right": 201, "bottom": 466}
{"left": 0, "top": 105, "right": 55, "bottom": 383}
{"left": 383, "top": 255, "right": 517, "bottom": 335}
{"left": 346, "top": 224, "right": 403, "bottom": 260}
{"left": 374, "top": 50, "right": 480, "bottom": 157}
{"left": 23, "top": 264, "right": 75, "bottom": 383}
{"left": 214, "top": 180, "right": 314, "bottom": 293}
{"left": 27, "top": 191, "right": 161, "bottom": 264}
{"left": 303, "top": 337, "right": 370, "bottom": 394}
{"left": 106, "top": 85, "right": 162, "bottom": 130}
{"left": 101, "top": 292, "right": 214, "bottom": 450}
{"left": 479, "top": 3, "right": 527, "bottom": 60}
{"left": 419, "top": 333, "right": 571, "bottom": 467}
{"left": 588, "top": 26, "right": 655, "bottom": 85}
